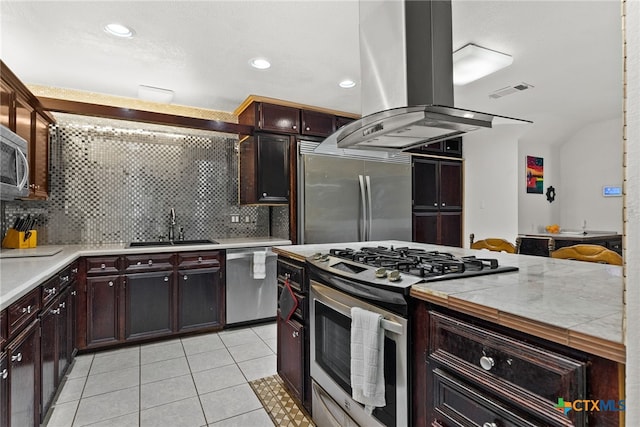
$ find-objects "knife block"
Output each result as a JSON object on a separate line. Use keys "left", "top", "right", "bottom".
{"left": 1, "top": 228, "right": 37, "bottom": 249}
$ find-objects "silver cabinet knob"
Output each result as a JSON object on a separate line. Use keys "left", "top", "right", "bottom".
{"left": 305, "top": 126, "right": 310, "bottom": 131}
{"left": 198, "top": 256, "right": 202, "bottom": 262}
{"left": 292, "top": 331, "right": 299, "bottom": 338}
{"left": 61, "top": 275, "right": 70, "bottom": 282}
{"left": 51, "top": 308, "right": 61, "bottom": 315}
{"left": 442, "top": 203, "right": 446, "bottom": 206}
{"left": 148, "top": 260, "right": 153, "bottom": 266}
{"left": 108, "top": 281, "right": 114, "bottom": 287}
{"left": 433, "top": 203, "right": 438, "bottom": 206}
{"left": 59, "top": 302, "right": 66, "bottom": 309}
{"left": 292, "top": 125, "right": 297, "bottom": 130}
{"left": 164, "top": 276, "right": 169, "bottom": 282}
{"left": 21, "top": 305, "right": 32, "bottom": 314}
{"left": 480, "top": 356, "right": 495, "bottom": 371}
{"left": 71, "top": 290, "right": 77, "bottom": 296}
{"left": 1, "top": 369, "right": 7, "bottom": 379}
{"left": 483, "top": 423, "right": 498, "bottom": 427}
{"left": 262, "top": 192, "right": 267, "bottom": 197}
{"left": 72, "top": 268, "right": 78, "bottom": 274}
{"left": 11, "top": 353, "right": 22, "bottom": 363}
{"left": 101, "top": 263, "right": 106, "bottom": 269}
{"left": 184, "top": 275, "right": 188, "bottom": 281}
{"left": 45, "top": 288, "right": 56, "bottom": 295}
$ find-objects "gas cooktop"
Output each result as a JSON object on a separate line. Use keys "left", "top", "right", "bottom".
{"left": 308, "top": 245, "right": 519, "bottom": 286}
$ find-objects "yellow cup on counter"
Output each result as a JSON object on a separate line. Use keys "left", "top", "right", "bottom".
{"left": 1, "top": 228, "right": 38, "bottom": 249}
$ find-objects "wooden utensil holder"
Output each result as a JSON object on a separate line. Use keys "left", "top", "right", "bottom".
{"left": 2, "top": 228, "right": 37, "bottom": 249}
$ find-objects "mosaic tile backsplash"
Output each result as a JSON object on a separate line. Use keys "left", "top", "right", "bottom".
{"left": 1, "top": 114, "right": 288, "bottom": 245}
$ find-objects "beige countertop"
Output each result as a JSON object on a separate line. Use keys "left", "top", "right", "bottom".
{"left": 273, "top": 240, "right": 625, "bottom": 363}
{"left": 0, "top": 237, "right": 291, "bottom": 311}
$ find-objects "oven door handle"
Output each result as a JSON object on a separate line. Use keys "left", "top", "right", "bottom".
{"left": 318, "top": 293, "right": 404, "bottom": 336}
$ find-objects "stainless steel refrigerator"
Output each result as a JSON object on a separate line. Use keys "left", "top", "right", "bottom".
{"left": 297, "top": 140, "right": 412, "bottom": 244}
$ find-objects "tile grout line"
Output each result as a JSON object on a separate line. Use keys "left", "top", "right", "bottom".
{"left": 181, "top": 335, "right": 210, "bottom": 426}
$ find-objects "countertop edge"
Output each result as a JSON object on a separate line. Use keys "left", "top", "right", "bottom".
{"left": 1, "top": 238, "right": 292, "bottom": 310}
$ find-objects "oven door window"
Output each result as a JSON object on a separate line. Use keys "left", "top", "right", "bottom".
{"left": 314, "top": 300, "right": 397, "bottom": 427}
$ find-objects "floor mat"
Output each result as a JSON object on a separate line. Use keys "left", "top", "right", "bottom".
{"left": 249, "top": 375, "right": 315, "bottom": 427}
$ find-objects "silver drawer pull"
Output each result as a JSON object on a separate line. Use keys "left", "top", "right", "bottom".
{"left": 483, "top": 423, "right": 498, "bottom": 427}
{"left": 21, "top": 305, "right": 32, "bottom": 314}
{"left": 148, "top": 260, "right": 153, "bottom": 266}
{"left": 108, "top": 281, "right": 114, "bottom": 287}
{"left": 198, "top": 257, "right": 202, "bottom": 262}
{"left": 1, "top": 369, "right": 7, "bottom": 379}
{"left": 72, "top": 268, "right": 78, "bottom": 274}
{"left": 101, "top": 263, "right": 106, "bottom": 269}
{"left": 51, "top": 308, "right": 61, "bottom": 315}
{"left": 292, "top": 331, "right": 299, "bottom": 338}
{"left": 59, "top": 302, "right": 66, "bottom": 309}
{"left": 61, "top": 275, "right": 69, "bottom": 282}
{"left": 11, "top": 353, "right": 22, "bottom": 363}
{"left": 480, "top": 356, "right": 495, "bottom": 371}
{"left": 71, "top": 290, "right": 77, "bottom": 296}
{"left": 45, "top": 288, "right": 56, "bottom": 295}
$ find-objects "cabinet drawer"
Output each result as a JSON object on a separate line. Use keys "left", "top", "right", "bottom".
{"left": 177, "top": 251, "right": 221, "bottom": 269}
{"left": 430, "top": 368, "right": 558, "bottom": 427}
{"left": 429, "top": 311, "right": 585, "bottom": 405}
{"left": 277, "top": 259, "right": 305, "bottom": 292}
{"left": 1, "top": 309, "right": 7, "bottom": 349}
{"left": 86, "top": 256, "right": 120, "bottom": 275}
{"left": 7, "top": 287, "right": 41, "bottom": 338}
{"left": 124, "top": 253, "right": 174, "bottom": 272}
{"left": 41, "top": 275, "right": 61, "bottom": 307}
{"left": 59, "top": 261, "right": 79, "bottom": 287}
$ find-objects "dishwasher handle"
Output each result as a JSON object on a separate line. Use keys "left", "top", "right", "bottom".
{"left": 226, "top": 249, "right": 277, "bottom": 261}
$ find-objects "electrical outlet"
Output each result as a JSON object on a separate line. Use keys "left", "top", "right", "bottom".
{"left": 231, "top": 215, "right": 239, "bottom": 223}
{"left": 243, "top": 216, "right": 251, "bottom": 223}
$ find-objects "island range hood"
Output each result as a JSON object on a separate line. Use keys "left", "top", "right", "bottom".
{"left": 315, "top": 0, "right": 531, "bottom": 156}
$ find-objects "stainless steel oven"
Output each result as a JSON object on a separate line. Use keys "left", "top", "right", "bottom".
{"left": 310, "top": 281, "right": 408, "bottom": 427}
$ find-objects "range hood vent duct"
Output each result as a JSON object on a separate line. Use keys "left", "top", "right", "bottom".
{"left": 315, "top": 0, "right": 531, "bottom": 155}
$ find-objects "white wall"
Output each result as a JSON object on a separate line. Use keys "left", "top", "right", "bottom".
{"left": 518, "top": 138, "right": 561, "bottom": 233}
{"left": 463, "top": 125, "right": 523, "bottom": 247}
{"left": 559, "top": 118, "right": 624, "bottom": 232}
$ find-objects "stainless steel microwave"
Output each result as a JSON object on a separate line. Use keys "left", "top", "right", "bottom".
{"left": 1, "top": 124, "right": 29, "bottom": 200}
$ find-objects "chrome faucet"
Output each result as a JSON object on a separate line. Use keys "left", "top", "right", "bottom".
{"left": 168, "top": 208, "right": 176, "bottom": 241}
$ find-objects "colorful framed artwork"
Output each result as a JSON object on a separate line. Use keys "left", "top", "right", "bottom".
{"left": 526, "top": 156, "right": 544, "bottom": 194}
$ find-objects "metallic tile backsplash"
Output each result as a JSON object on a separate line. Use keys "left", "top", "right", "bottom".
{"left": 2, "top": 114, "right": 289, "bottom": 245}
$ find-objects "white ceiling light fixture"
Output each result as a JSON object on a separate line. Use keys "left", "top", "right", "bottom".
{"left": 104, "top": 23, "right": 135, "bottom": 38}
{"left": 249, "top": 58, "right": 271, "bottom": 70}
{"left": 453, "top": 43, "right": 513, "bottom": 86}
{"left": 138, "top": 85, "right": 174, "bottom": 104}
{"left": 339, "top": 79, "right": 356, "bottom": 88}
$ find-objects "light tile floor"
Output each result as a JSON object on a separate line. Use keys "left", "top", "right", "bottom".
{"left": 45, "top": 323, "right": 278, "bottom": 427}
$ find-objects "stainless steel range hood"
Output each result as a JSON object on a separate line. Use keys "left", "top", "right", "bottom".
{"left": 315, "top": 0, "right": 531, "bottom": 155}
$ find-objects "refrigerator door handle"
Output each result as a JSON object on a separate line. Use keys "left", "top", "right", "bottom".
{"left": 358, "top": 174, "right": 367, "bottom": 241}
{"left": 365, "top": 175, "right": 372, "bottom": 241}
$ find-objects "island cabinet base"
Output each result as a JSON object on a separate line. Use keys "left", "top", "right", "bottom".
{"left": 411, "top": 300, "right": 624, "bottom": 427}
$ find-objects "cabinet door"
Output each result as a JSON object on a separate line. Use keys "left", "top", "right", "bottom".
{"left": 413, "top": 212, "right": 439, "bottom": 244}
{"left": 40, "top": 303, "right": 57, "bottom": 419}
{"left": 29, "top": 113, "right": 49, "bottom": 199}
{"left": 256, "top": 133, "right": 289, "bottom": 203}
{"left": 0, "top": 353, "right": 7, "bottom": 427}
{"left": 439, "top": 212, "right": 462, "bottom": 247}
{"left": 335, "top": 116, "right": 354, "bottom": 130}
{"left": 13, "top": 94, "right": 32, "bottom": 148}
{"left": 57, "top": 288, "right": 73, "bottom": 380}
{"left": 301, "top": 110, "right": 335, "bottom": 137}
{"left": 259, "top": 103, "right": 300, "bottom": 134}
{"left": 1, "top": 80, "right": 12, "bottom": 129}
{"left": 7, "top": 320, "right": 39, "bottom": 427}
{"left": 439, "top": 161, "right": 462, "bottom": 210}
{"left": 86, "top": 275, "right": 120, "bottom": 347}
{"left": 413, "top": 159, "right": 439, "bottom": 209}
{"left": 124, "top": 271, "right": 173, "bottom": 340}
{"left": 177, "top": 267, "right": 223, "bottom": 331}
{"left": 277, "top": 313, "right": 304, "bottom": 401}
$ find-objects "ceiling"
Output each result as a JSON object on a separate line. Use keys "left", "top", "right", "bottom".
{"left": 1, "top": 1, "right": 623, "bottom": 146}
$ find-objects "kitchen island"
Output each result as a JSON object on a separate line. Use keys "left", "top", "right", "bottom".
{"left": 272, "top": 240, "right": 624, "bottom": 427}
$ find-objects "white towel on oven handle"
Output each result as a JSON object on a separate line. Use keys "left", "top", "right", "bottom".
{"left": 350, "top": 307, "right": 386, "bottom": 413}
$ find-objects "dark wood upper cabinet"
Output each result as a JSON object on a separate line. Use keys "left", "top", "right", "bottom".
{"left": 258, "top": 103, "right": 300, "bottom": 134}
{"left": 301, "top": 110, "right": 335, "bottom": 137}
{"left": 335, "top": 115, "right": 355, "bottom": 130}
{"left": 240, "top": 133, "right": 290, "bottom": 205}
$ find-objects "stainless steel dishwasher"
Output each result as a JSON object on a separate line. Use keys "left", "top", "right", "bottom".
{"left": 225, "top": 247, "right": 278, "bottom": 325}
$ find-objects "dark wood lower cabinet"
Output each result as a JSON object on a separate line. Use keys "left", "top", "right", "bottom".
{"left": 86, "top": 275, "right": 121, "bottom": 347}
{"left": 0, "top": 353, "right": 7, "bottom": 427}
{"left": 178, "top": 267, "right": 223, "bottom": 331}
{"left": 6, "top": 319, "right": 40, "bottom": 427}
{"left": 413, "top": 211, "right": 462, "bottom": 247}
{"left": 276, "top": 312, "right": 304, "bottom": 401}
{"left": 124, "top": 271, "right": 173, "bottom": 339}
{"left": 40, "top": 304, "right": 57, "bottom": 419}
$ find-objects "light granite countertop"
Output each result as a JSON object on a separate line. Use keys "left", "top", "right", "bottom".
{"left": 0, "top": 237, "right": 291, "bottom": 311}
{"left": 273, "top": 240, "right": 624, "bottom": 363}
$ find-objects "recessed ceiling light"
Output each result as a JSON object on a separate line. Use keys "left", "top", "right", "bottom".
{"left": 104, "top": 23, "right": 135, "bottom": 38}
{"left": 339, "top": 79, "right": 356, "bottom": 88}
{"left": 250, "top": 58, "right": 271, "bottom": 70}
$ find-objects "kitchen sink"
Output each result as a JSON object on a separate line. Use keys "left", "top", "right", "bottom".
{"left": 127, "top": 239, "right": 218, "bottom": 248}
